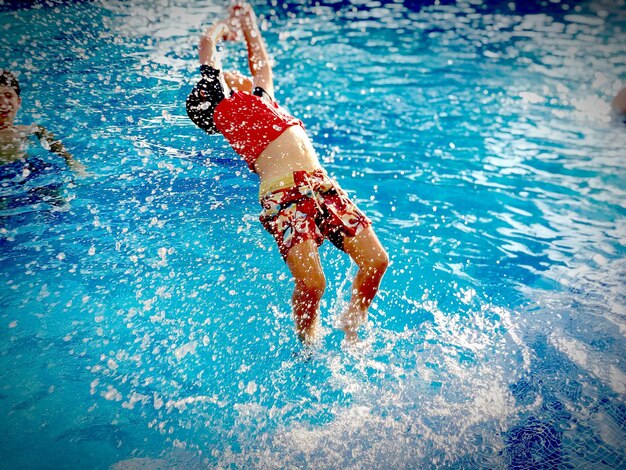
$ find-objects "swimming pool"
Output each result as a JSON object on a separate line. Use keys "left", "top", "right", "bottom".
{"left": 1, "top": 0, "right": 625, "bottom": 468}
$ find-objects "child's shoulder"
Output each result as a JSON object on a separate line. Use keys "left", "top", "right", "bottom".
{"left": 13, "top": 123, "right": 41, "bottom": 137}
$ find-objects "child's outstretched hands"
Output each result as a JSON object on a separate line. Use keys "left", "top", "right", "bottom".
{"left": 228, "top": 2, "right": 258, "bottom": 33}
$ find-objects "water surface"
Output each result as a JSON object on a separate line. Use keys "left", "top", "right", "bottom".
{"left": 1, "top": 0, "right": 625, "bottom": 468}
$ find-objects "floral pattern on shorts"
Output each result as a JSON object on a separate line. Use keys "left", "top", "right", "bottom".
{"left": 259, "top": 170, "right": 371, "bottom": 259}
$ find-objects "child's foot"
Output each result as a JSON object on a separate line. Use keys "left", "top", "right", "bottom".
{"left": 338, "top": 306, "right": 367, "bottom": 343}
{"left": 292, "top": 344, "right": 315, "bottom": 363}
{"left": 341, "top": 334, "right": 372, "bottom": 354}
{"left": 296, "top": 312, "right": 327, "bottom": 348}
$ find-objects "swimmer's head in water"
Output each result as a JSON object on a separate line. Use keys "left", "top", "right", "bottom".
{"left": 0, "top": 69, "right": 22, "bottom": 127}
{"left": 0, "top": 69, "right": 20, "bottom": 96}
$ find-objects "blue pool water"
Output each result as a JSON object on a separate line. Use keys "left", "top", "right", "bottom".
{"left": 1, "top": 0, "right": 625, "bottom": 468}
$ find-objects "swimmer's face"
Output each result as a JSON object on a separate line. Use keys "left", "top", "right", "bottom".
{"left": 0, "top": 85, "right": 21, "bottom": 127}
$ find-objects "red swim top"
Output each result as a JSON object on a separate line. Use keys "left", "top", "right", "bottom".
{"left": 213, "top": 90, "right": 304, "bottom": 171}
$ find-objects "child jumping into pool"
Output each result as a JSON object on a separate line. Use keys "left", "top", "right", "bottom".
{"left": 186, "top": 3, "right": 388, "bottom": 345}
{"left": 0, "top": 69, "right": 85, "bottom": 173}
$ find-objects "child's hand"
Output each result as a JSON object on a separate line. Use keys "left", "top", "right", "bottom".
{"left": 229, "top": 2, "right": 256, "bottom": 30}
{"left": 204, "top": 21, "right": 233, "bottom": 44}
{"left": 223, "top": 14, "right": 243, "bottom": 42}
{"left": 228, "top": 2, "right": 247, "bottom": 16}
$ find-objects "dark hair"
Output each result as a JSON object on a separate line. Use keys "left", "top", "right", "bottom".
{"left": 0, "top": 69, "right": 20, "bottom": 96}
{"left": 186, "top": 65, "right": 225, "bottom": 134}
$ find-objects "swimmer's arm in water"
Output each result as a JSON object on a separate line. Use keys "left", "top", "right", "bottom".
{"left": 35, "top": 125, "right": 86, "bottom": 175}
{"left": 232, "top": 3, "right": 274, "bottom": 97}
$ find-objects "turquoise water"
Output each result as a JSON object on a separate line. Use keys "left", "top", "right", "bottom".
{"left": 1, "top": 0, "right": 625, "bottom": 468}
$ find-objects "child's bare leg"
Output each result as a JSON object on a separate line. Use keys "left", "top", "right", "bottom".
{"left": 285, "top": 239, "right": 326, "bottom": 344}
{"left": 340, "top": 227, "right": 388, "bottom": 341}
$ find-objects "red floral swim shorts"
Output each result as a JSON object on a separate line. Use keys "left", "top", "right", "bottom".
{"left": 259, "top": 169, "right": 372, "bottom": 259}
